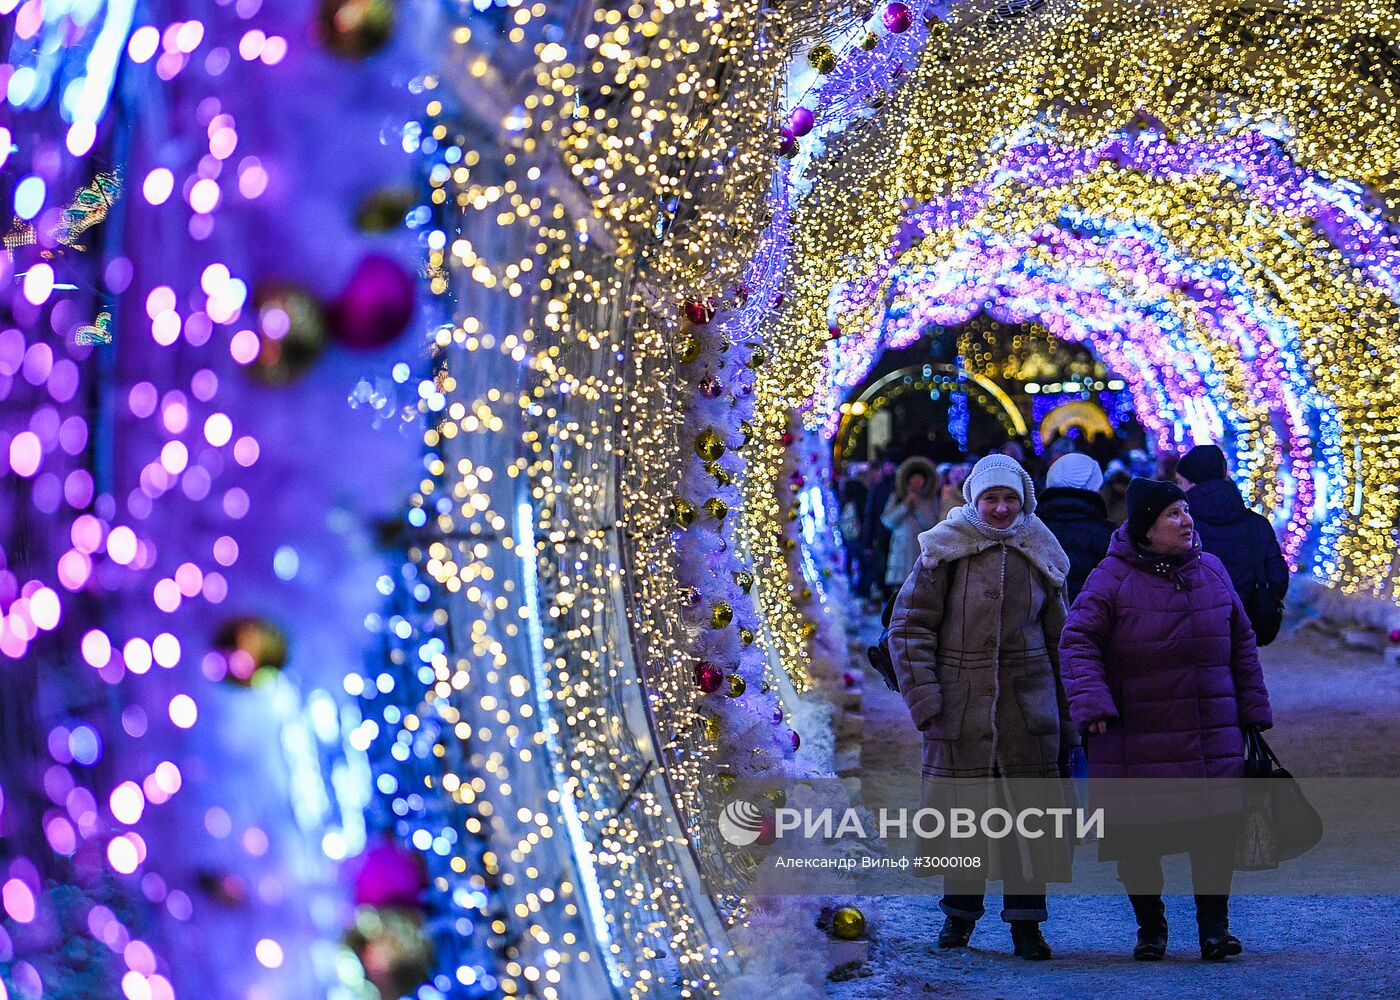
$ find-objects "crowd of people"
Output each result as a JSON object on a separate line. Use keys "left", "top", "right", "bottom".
{"left": 875, "top": 438, "right": 1290, "bottom": 963}
{"left": 839, "top": 436, "right": 1139, "bottom": 611}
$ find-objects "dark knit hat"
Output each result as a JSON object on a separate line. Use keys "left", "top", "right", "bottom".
{"left": 1126, "top": 477, "right": 1188, "bottom": 543}
{"left": 1177, "top": 444, "right": 1228, "bottom": 485}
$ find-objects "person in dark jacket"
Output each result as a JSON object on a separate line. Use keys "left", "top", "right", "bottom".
{"left": 1175, "top": 445, "right": 1289, "bottom": 641}
{"left": 1060, "top": 478, "right": 1273, "bottom": 963}
{"left": 861, "top": 458, "right": 897, "bottom": 608}
{"left": 1038, "top": 453, "right": 1114, "bottom": 601}
{"left": 1101, "top": 464, "right": 1131, "bottom": 525}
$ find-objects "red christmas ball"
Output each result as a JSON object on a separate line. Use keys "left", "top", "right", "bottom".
{"left": 330, "top": 254, "right": 416, "bottom": 350}
{"left": 790, "top": 729, "right": 802, "bottom": 751}
{"left": 828, "top": 323, "right": 841, "bottom": 340}
{"left": 756, "top": 814, "right": 778, "bottom": 846}
{"left": 781, "top": 431, "right": 796, "bottom": 447}
{"left": 1390, "top": 629, "right": 1400, "bottom": 644}
{"left": 843, "top": 671, "right": 858, "bottom": 688}
{"left": 683, "top": 300, "right": 715, "bottom": 324}
{"left": 694, "top": 662, "right": 724, "bottom": 693}
{"left": 883, "top": 1, "right": 913, "bottom": 32}
{"left": 789, "top": 107, "right": 815, "bottom": 137}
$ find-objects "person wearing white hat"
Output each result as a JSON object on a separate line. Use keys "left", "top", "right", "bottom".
{"left": 1040, "top": 452, "right": 1115, "bottom": 601}
{"left": 886, "top": 453, "right": 1075, "bottom": 960}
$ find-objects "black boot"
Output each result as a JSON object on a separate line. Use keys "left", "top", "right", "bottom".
{"left": 1128, "top": 894, "right": 1168, "bottom": 961}
{"left": 938, "top": 915, "right": 975, "bottom": 949}
{"left": 1195, "top": 895, "right": 1243, "bottom": 960}
{"left": 1010, "top": 921, "right": 1052, "bottom": 960}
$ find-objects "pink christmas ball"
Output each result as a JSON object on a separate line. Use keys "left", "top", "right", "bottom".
{"left": 883, "top": 2, "right": 913, "bottom": 32}
{"left": 330, "top": 253, "right": 417, "bottom": 350}
{"left": 790, "top": 729, "right": 802, "bottom": 751}
{"left": 1390, "top": 628, "right": 1400, "bottom": 644}
{"left": 789, "top": 107, "right": 815, "bottom": 137}
{"left": 351, "top": 839, "right": 427, "bottom": 910}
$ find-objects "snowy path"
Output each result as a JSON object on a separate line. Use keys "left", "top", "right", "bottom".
{"left": 827, "top": 615, "right": 1400, "bottom": 999}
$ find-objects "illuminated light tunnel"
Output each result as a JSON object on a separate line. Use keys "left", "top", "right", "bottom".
{"left": 8, "top": 1, "right": 1400, "bottom": 998}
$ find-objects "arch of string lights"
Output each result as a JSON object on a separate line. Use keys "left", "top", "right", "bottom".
{"left": 761, "top": 0, "right": 1400, "bottom": 596}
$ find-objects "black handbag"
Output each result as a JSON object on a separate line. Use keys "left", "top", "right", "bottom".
{"left": 1235, "top": 728, "right": 1323, "bottom": 870}
{"left": 866, "top": 590, "right": 902, "bottom": 693}
{"left": 866, "top": 561, "right": 956, "bottom": 693}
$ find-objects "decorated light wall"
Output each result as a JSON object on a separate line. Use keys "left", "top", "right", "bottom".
{"left": 2, "top": 2, "right": 430, "bottom": 998}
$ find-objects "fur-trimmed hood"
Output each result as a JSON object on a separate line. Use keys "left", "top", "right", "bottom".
{"left": 916, "top": 505, "right": 1070, "bottom": 590}
{"left": 895, "top": 456, "right": 937, "bottom": 500}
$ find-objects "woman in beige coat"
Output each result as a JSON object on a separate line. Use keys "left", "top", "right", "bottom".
{"left": 889, "top": 454, "right": 1075, "bottom": 960}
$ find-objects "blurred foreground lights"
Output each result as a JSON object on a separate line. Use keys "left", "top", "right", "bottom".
{"left": 2, "top": 878, "right": 35, "bottom": 923}
{"left": 110, "top": 781, "right": 146, "bottom": 824}
{"left": 21, "top": 260, "right": 53, "bottom": 303}
{"left": 143, "top": 168, "right": 174, "bottom": 205}
{"left": 255, "top": 938, "right": 284, "bottom": 968}
{"left": 108, "top": 834, "right": 144, "bottom": 875}
{"left": 169, "top": 694, "right": 198, "bottom": 728}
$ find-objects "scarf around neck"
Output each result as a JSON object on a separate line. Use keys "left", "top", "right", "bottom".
{"left": 959, "top": 503, "right": 1027, "bottom": 541}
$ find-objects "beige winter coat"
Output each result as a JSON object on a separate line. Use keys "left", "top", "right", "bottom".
{"left": 888, "top": 505, "right": 1076, "bottom": 882}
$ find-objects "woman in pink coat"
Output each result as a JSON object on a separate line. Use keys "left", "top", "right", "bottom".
{"left": 1059, "top": 478, "right": 1272, "bottom": 962}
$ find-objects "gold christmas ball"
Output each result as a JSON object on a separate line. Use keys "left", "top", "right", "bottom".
{"left": 247, "top": 282, "right": 328, "bottom": 385}
{"left": 864, "top": 89, "right": 887, "bottom": 109}
{"left": 733, "top": 570, "right": 754, "bottom": 594}
{"left": 695, "top": 429, "right": 726, "bottom": 461}
{"left": 670, "top": 497, "right": 697, "bottom": 529}
{"left": 801, "top": 587, "right": 813, "bottom": 601}
{"left": 787, "top": 507, "right": 799, "bottom": 520}
{"left": 213, "top": 615, "right": 289, "bottom": 685}
{"left": 317, "top": 0, "right": 397, "bottom": 59}
{"left": 799, "top": 621, "right": 817, "bottom": 639}
{"left": 807, "top": 43, "right": 837, "bottom": 73}
{"left": 737, "top": 420, "right": 753, "bottom": 448}
{"left": 726, "top": 674, "right": 746, "bottom": 698}
{"left": 710, "top": 602, "right": 734, "bottom": 629}
{"left": 782, "top": 538, "right": 797, "bottom": 551}
{"left": 746, "top": 346, "right": 767, "bottom": 369}
{"left": 354, "top": 187, "right": 416, "bottom": 233}
{"left": 718, "top": 772, "right": 737, "bottom": 794}
{"left": 762, "top": 788, "right": 786, "bottom": 809}
{"left": 703, "top": 715, "right": 722, "bottom": 740}
{"left": 704, "top": 497, "right": 729, "bottom": 521}
{"left": 704, "top": 461, "right": 733, "bottom": 486}
{"left": 679, "top": 333, "right": 702, "bottom": 364}
{"left": 738, "top": 627, "right": 755, "bottom": 646}
{"left": 832, "top": 906, "right": 866, "bottom": 940}
{"left": 860, "top": 31, "right": 879, "bottom": 50}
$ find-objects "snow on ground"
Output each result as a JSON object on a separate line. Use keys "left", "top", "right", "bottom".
{"left": 827, "top": 610, "right": 1400, "bottom": 998}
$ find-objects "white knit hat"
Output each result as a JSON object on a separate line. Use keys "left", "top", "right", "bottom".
{"left": 1046, "top": 452, "right": 1104, "bottom": 493}
{"left": 962, "top": 454, "right": 1037, "bottom": 514}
